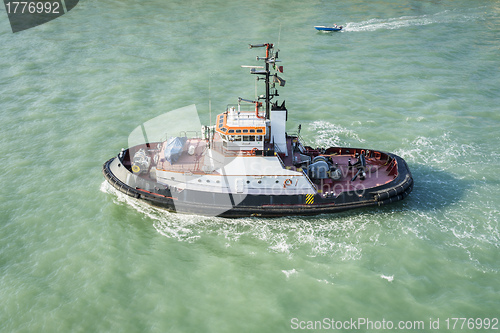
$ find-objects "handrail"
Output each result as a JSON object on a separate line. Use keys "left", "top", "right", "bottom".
{"left": 288, "top": 132, "right": 307, "bottom": 153}
{"left": 302, "top": 168, "right": 317, "bottom": 191}
{"left": 178, "top": 131, "right": 201, "bottom": 139}
{"left": 226, "top": 104, "right": 256, "bottom": 112}
{"left": 272, "top": 140, "right": 286, "bottom": 168}
{"left": 161, "top": 131, "right": 202, "bottom": 142}
{"left": 274, "top": 150, "right": 285, "bottom": 168}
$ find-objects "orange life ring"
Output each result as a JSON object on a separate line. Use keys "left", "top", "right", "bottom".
{"left": 251, "top": 148, "right": 258, "bottom": 155}
{"left": 283, "top": 178, "right": 293, "bottom": 188}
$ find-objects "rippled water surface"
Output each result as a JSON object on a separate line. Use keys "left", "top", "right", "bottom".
{"left": 1, "top": 0, "right": 499, "bottom": 332}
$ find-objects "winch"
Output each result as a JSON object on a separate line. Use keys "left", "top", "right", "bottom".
{"left": 131, "top": 149, "right": 150, "bottom": 174}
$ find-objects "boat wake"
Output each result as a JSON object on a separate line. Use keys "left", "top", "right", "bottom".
{"left": 101, "top": 180, "right": 205, "bottom": 242}
{"left": 100, "top": 180, "right": 369, "bottom": 259}
{"left": 392, "top": 132, "right": 500, "bottom": 273}
{"left": 344, "top": 8, "right": 484, "bottom": 32}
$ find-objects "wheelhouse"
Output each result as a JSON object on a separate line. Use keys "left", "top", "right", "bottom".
{"left": 215, "top": 105, "right": 267, "bottom": 151}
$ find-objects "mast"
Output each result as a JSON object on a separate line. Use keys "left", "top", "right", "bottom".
{"left": 264, "top": 44, "right": 271, "bottom": 119}
{"left": 248, "top": 43, "right": 285, "bottom": 119}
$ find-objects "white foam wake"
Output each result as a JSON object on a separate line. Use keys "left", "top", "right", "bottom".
{"left": 100, "top": 180, "right": 368, "bottom": 258}
{"left": 344, "top": 9, "right": 483, "bottom": 32}
{"left": 309, "top": 120, "right": 365, "bottom": 147}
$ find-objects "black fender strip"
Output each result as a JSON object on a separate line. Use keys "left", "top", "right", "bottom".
{"left": 102, "top": 158, "right": 140, "bottom": 199}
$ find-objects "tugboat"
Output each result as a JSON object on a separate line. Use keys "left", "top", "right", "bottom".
{"left": 103, "top": 43, "right": 413, "bottom": 217}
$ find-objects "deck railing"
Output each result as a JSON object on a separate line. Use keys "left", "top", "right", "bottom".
{"left": 302, "top": 168, "right": 317, "bottom": 191}
{"left": 287, "top": 132, "right": 307, "bottom": 153}
{"left": 272, "top": 140, "right": 286, "bottom": 168}
{"left": 160, "top": 131, "right": 202, "bottom": 143}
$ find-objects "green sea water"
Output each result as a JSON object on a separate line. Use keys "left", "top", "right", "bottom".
{"left": 1, "top": 0, "right": 499, "bottom": 332}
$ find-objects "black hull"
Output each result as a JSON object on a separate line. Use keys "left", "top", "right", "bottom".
{"left": 102, "top": 153, "right": 413, "bottom": 218}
